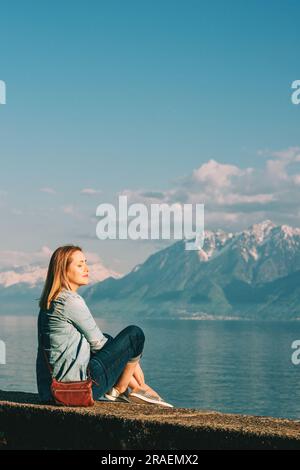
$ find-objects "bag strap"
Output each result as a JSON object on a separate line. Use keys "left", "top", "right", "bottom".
{"left": 86, "top": 364, "right": 94, "bottom": 381}
{"left": 40, "top": 330, "right": 53, "bottom": 377}
{"left": 42, "top": 347, "right": 54, "bottom": 377}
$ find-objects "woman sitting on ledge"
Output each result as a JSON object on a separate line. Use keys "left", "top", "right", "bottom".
{"left": 35, "top": 245, "right": 173, "bottom": 407}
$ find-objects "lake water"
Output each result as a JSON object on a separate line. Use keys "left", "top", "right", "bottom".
{"left": 1, "top": 315, "right": 300, "bottom": 420}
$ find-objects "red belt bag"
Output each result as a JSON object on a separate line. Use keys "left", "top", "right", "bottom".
{"left": 43, "top": 348, "right": 96, "bottom": 407}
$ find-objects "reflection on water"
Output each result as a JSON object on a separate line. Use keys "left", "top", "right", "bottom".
{"left": 1, "top": 315, "right": 300, "bottom": 419}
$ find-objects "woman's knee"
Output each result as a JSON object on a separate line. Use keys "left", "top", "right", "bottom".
{"left": 126, "top": 325, "right": 145, "bottom": 343}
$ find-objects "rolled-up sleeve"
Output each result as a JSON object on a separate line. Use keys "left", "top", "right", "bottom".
{"left": 64, "top": 295, "right": 108, "bottom": 352}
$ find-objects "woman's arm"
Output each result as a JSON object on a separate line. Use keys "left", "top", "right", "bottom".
{"left": 64, "top": 295, "right": 108, "bottom": 352}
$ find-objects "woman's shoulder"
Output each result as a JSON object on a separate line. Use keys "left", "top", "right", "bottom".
{"left": 52, "top": 290, "right": 90, "bottom": 322}
{"left": 55, "top": 288, "right": 88, "bottom": 310}
{"left": 54, "top": 288, "right": 82, "bottom": 302}
{"left": 42, "top": 289, "right": 83, "bottom": 315}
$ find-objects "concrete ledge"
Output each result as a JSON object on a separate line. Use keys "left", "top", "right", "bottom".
{"left": 1, "top": 390, "right": 300, "bottom": 449}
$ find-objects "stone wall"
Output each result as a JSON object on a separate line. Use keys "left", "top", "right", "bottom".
{"left": 1, "top": 391, "right": 300, "bottom": 450}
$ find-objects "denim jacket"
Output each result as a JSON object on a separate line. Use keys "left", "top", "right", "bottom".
{"left": 35, "top": 288, "right": 108, "bottom": 403}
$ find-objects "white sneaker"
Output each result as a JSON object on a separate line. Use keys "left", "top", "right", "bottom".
{"left": 104, "top": 386, "right": 130, "bottom": 403}
{"left": 128, "top": 389, "right": 174, "bottom": 408}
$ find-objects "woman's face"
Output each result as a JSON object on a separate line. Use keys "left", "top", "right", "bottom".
{"left": 66, "top": 250, "right": 89, "bottom": 291}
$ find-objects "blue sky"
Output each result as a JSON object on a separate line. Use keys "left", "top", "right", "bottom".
{"left": 1, "top": 0, "right": 300, "bottom": 278}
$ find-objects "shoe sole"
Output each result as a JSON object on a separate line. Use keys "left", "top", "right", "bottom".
{"left": 104, "top": 386, "right": 130, "bottom": 403}
{"left": 128, "top": 393, "right": 174, "bottom": 407}
{"left": 104, "top": 394, "right": 130, "bottom": 403}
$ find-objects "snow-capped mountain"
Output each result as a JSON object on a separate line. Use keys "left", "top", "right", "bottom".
{"left": 83, "top": 220, "right": 300, "bottom": 320}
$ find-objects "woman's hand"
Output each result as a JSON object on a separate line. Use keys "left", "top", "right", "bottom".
{"left": 133, "top": 361, "right": 145, "bottom": 386}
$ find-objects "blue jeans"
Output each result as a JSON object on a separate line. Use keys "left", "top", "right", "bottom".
{"left": 88, "top": 325, "right": 145, "bottom": 399}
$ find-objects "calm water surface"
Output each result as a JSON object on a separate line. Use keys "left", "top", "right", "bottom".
{"left": 1, "top": 316, "right": 300, "bottom": 420}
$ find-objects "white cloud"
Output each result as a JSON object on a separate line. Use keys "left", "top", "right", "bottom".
{"left": 214, "top": 193, "right": 275, "bottom": 205}
{"left": 40, "top": 187, "right": 56, "bottom": 194}
{"left": 192, "top": 159, "right": 247, "bottom": 188}
{"left": 260, "top": 146, "right": 300, "bottom": 181}
{"left": 117, "top": 146, "right": 300, "bottom": 230}
{"left": 0, "top": 265, "right": 47, "bottom": 287}
{"left": 80, "top": 188, "right": 102, "bottom": 195}
{"left": 0, "top": 246, "right": 52, "bottom": 269}
{"left": 84, "top": 250, "right": 122, "bottom": 283}
{"left": 268, "top": 147, "right": 300, "bottom": 161}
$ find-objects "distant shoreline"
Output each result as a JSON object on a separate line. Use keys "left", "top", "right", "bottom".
{"left": 1, "top": 312, "right": 300, "bottom": 322}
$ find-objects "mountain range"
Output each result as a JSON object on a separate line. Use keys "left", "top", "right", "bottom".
{"left": 1, "top": 219, "right": 300, "bottom": 320}
{"left": 82, "top": 220, "right": 300, "bottom": 320}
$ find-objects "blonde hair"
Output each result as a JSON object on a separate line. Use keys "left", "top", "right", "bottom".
{"left": 39, "top": 245, "right": 82, "bottom": 310}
